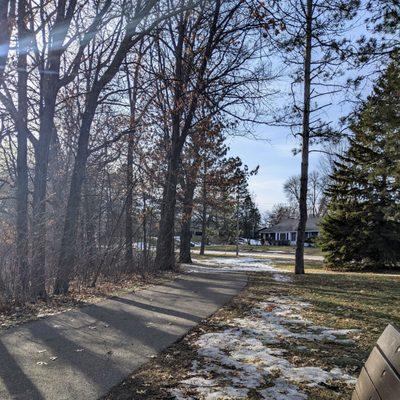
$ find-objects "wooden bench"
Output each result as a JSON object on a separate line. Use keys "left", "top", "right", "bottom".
{"left": 352, "top": 324, "right": 400, "bottom": 400}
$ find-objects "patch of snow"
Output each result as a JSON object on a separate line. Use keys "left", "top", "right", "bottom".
{"left": 193, "top": 257, "right": 293, "bottom": 284}
{"left": 199, "top": 257, "right": 278, "bottom": 271}
{"left": 170, "top": 293, "right": 357, "bottom": 400}
{"left": 169, "top": 388, "right": 195, "bottom": 400}
{"left": 272, "top": 273, "right": 292, "bottom": 282}
{"left": 232, "top": 297, "right": 358, "bottom": 345}
{"left": 260, "top": 379, "right": 308, "bottom": 400}
{"left": 181, "top": 377, "right": 218, "bottom": 387}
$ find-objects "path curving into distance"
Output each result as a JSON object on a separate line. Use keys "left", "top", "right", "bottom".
{"left": 0, "top": 267, "right": 247, "bottom": 400}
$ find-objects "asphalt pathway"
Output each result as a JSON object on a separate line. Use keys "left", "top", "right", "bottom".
{"left": 0, "top": 267, "right": 247, "bottom": 400}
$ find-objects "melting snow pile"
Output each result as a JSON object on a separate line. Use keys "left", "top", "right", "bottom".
{"left": 190, "top": 257, "right": 289, "bottom": 275}
{"left": 170, "top": 292, "right": 358, "bottom": 399}
{"left": 198, "top": 257, "right": 276, "bottom": 271}
{"left": 189, "top": 257, "right": 292, "bottom": 284}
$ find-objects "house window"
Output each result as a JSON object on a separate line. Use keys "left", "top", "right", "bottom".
{"left": 291, "top": 232, "right": 296, "bottom": 241}
{"left": 306, "top": 231, "right": 318, "bottom": 238}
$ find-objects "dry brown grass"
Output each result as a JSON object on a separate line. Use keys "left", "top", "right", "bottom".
{"left": 103, "top": 266, "right": 400, "bottom": 400}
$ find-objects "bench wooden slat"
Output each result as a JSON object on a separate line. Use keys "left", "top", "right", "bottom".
{"left": 355, "top": 367, "right": 381, "bottom": 400}
{"left": 352, "top": 388, "right": 360, "bottom": 400}
{"left": 377, "top": 324, "right": 400, "bottom": 374}
{"left": 365, "top": 346, "right": 400, "bottom": 400}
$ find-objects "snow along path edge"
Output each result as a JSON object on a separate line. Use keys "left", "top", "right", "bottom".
{"left": 172, "top": 258, "right": 359, "bottom": 399}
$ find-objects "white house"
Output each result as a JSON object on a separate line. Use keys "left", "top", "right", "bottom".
{"left": 258, "top": 216, "right": 320, "bottom": 245}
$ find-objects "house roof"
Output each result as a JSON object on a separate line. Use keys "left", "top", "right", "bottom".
{"left": 258, "top": 216, "right": 320, "bottom": 234}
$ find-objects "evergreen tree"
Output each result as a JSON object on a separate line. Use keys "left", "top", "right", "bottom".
{"left": 319, "top": 60, "right": 400, "bottom": 271}
{"left": 239, "top": 193, "right": 261, "bottom": 239}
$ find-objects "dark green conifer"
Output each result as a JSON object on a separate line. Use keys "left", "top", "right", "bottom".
{"left": 319, "top": 60, "right": 400, "bottom": 270}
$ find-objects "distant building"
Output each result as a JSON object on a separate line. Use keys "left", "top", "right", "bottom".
{"left": 258, "top": 216, "right": 320, "bottom": 245}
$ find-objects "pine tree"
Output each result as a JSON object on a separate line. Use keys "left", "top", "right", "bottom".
{"left": 239, "top": 194, "right": 261, "bottom": 240}
{"left": 319, "top": 60, "right": 400, "bottom": 271}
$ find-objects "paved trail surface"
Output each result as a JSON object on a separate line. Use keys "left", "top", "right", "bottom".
{"left": 0, "top": 268, "right": 246, "bottom": 400}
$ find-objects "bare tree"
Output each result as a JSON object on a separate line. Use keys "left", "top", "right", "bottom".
{"left": 283, "top": 171, "right": 326, "bottom": 217}
{"left": 153, "top": 0, "right": 271, "bottom": 270}
{"left": 261, "top": 0, "right": 359, "bottom": 273}
{"left": 283, "top": 175, "right": 301, "bottom": 209}
{"left": 54, "top": 0, "right": 180, "bottom": 293}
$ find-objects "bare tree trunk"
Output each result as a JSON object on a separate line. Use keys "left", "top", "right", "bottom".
{"left": 154, "top": 139, "right": 183, "bottom": 270}
{"left": 0, "top": 0, "right": 12, "bottom": 85}
{"left": 31, "top": 117, "right": 53, "bottom": 298}
{"left": 15, "top": 0, "right": 30, "bottom": 298}
{"left": 124, "top": 53, "right": 141, "bottom": 270}
{"left": 235, "top": 188, "right": 239, "bottom": 257}
{"left": 31, "top": 0, "right": 81, "bottom": 298}
{"left": 155, "top": 1, "right": 221, "bottom": 270}
{"left": 84, "top": 182, "right": 96, "bottom": 282}
{"left": 31, "top": 49, "right": 64, "bottom": 298}
{"left": 125, "top": 136, "right": 134, "bottom": 269}
{"left": 154, "top": 15, "right": 186, "bottom": 271}
{"left": 142, "top": 192, "right": 148, "bottom": 267}
{"left": 199, "top": 163, "right": 207, "bottom": 256}
{"left": 295, "top": 0, "right": 313, "bottom": 275}
{"left": 55, "top": 101, "right": 97, "bottom": 294}
{"left": 179, "top": 179, "right": 196, "bottom": 263}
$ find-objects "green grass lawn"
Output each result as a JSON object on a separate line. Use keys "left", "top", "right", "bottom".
{"left": 201, "top": 244, "right": 324, "bottom": 256}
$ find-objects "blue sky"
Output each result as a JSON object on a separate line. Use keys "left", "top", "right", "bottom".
{"left": 230, "top": 9, "right": 381, "bottom": 216}
{"left": 228, "top": 90, "right": 364, "bottom": 215}
{"left": 230, "top": 67, "right": 377, "bottom": 216}
{"left": 227, "top": 125, "right": 321, "bottom": 215}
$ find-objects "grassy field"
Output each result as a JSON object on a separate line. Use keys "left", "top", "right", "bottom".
{"left": 201, "top": 244, "right": 324, "bottom": 256}
{"left": 273, "top": 258, "right": 326, "bottom": 271}
{"left": 104, "top": 260, "right": 400, "bottom": 400}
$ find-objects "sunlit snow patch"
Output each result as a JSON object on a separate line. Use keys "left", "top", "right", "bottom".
{"left": 188, "top": 257, "right": 294, "bottom": 286}
{"left": 170, "top": 293, "right": 358, "bottom": 399}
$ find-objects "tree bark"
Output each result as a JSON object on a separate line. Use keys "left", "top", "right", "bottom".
{"left": 0, "top": 0, "right": 13, "bottom": 84}
{"left": 54, "top": 99, "right": 97, "bottom": 294}
{"left": 125, "top": 136, "right": 134, "bottom": 269}
{"left": 154, "top": 14, "right": 186, "bottom": 271}
{"left": 124, "top": 53, "right": 141, "bottom": 270}
{"left": 31, "top": 114, "right": 53, "bottom": 298}
{"left": 295, "top": 0, "right": 313, "bottom": 275}
{"left": 142, "top": 192, "right": 148, "bottom": 267}
{"left": 15, "top": 0, "right": 30, "bottom": 298}
{"left": 154, "top": 139, "right": 183, "bottom": 270}
{"left": 179, "top": 179, "right": 196, "bottom": 263}
{"left": 199, "top": 163, "right": 207, "bottom": 256}
{"left": 84, "top": 182, "right": 96, "bottom": 282}
{"left": 31, "top": 0, "right": 82, "bottom": 298}
{"left": 235, "top": 188, "right": 240, "bottom": 257}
